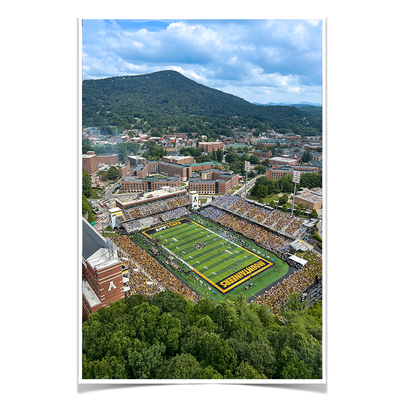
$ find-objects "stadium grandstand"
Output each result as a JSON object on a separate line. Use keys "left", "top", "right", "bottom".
{"left": 111, "top": 188, "right": 194, "bottom": 233}
{"left": 211, "top": 194, "right": 307, "bottom": 239}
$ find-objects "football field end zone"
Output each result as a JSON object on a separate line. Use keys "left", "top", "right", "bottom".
{"left": 142, "top": 218, "right": 190, "bottom": 238}
{"left": 193, "top": 256, "right": 274, "bottom": 294}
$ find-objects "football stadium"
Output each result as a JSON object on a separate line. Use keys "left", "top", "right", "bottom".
{"left": 83, "top": 189, "right": 322, "bottom": 318}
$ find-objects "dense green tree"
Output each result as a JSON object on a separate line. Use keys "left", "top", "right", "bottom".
{"left": 195, "top": 315, "right": 218, "bottom": 333}
{"left": 82, "top": 291, "right": 323, "bottom": 380}
{"left": 255, "top": 164, "right": 267, "bottom": 174}
{"left": 127, "top": 342, "right": 166, "bottom": 379}
{"left": 249, "top": 155, "right": 259, "bottom": 165}
{"left": 82, "top": 138, "right": 93, "bottom": 154}
{"left": 157, "top": 353, "right": 203, "bottom": 379}
{"left": 234, "top": 361, "right": 267, "bottom": 379}
{"left": 154, "top": 313, "right": 182, "bottom": 355}
{"left": 278, "top": 193, "right": 289, "bottom": 205}
{"left": 278, "top": 174, "right": 294, "bottom": 193}
{"left": 82, "top": 194, "right": 95, "bottom": 223}
{"left": 302, "top": 151, "right": 312, "bottom": 163}
{"left": 225, "top": 152, "right": 239, "bottom": 164}
{"left": 280, "top": 353, "right": 313, "bottom": 379}
{"left": 150, "top": 290, "right": 187, "bottom": 314}
{"left": 299, "top": 173, "right": 322, "bottom": 189}
{"left": 257, "top": 185, "right": 268, "bottom": 198}
{"left": 196, "top": 155, "right": 212, "bottom": 163}
{"left": 82, "top": 168, "right": 92, "bottom": 198}
{"left": 311, "top": 209, "right": 319, "bottom": 218}
{"left": 107, "top": 166, "right": 120, "bottom": 180}
{"left": 240, "top": 153, "right": 249, "bottom": 162}
{"left": 216, "top": 148, "right": 224, "bottom": 163}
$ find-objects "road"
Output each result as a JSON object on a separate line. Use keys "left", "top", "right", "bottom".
{"left": 104, "top": 177, "right": 123, "bottom": 200}
{"left": 233, "top": 176, "right": 258, "bottom": 197}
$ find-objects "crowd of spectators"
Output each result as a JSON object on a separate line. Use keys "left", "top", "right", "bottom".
{"left": 212, "top": 194, "right": 305, "bottom": 238}
{"left": 253, "top": 253, "right": 322, "bottom": 319}
{"left": 122, "top": 219, "right": 142, "bottom": 233}
{"left": 117, "top": 194, "right": 191, "bottom": 224}
{"left": 200, "top": 206, "right": 291, "bottom": 254}
{"left": 159, "top": 207, "right": 190, "bottom": 222}
{"left": 112, "top": 235, "right": 200, "bottom": 302}
{"left": 118, "top": 252, "right": 164, "bottom": 298}
{"left": 122, "top": 207, "right": 190, "bottom": 233}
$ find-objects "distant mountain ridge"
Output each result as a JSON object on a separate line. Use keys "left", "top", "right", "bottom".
{"left": 82, "top": 70, "right": 322, "bottom": 135}
{"left": 254, "top": 102, "right": 322, "bottom": 107}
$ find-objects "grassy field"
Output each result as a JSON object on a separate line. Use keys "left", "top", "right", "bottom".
{"left": 142, "top": 216, "right": 289, "bottom": 299}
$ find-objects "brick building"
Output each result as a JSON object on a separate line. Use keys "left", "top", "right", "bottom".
{"left": 294, "top": 187, "right": 323, "bottom": 210}
{"left": 265, "top": 168, "right": 294, "bottom": 180}
{"left": 303, "top": 143, "right": 322, "bottom": 152}
{"left": 126, "top": 163, "right": 150, "bottom": 179}
{"left": 265, "top": 165, "right": 321, "bottom": 180}
{"left": 259, "top": 139, "right": 287, "bottom": 149}
{"left": 198, "top": 141, "right": 224, "bottom": 153}
{"left": 188, "top": 170, "right": 239, "bottom": 194}
{"left": 82, "top": 218, "right": 125, "bottom": 320}
{"left": 128, "top": 155, "right": 147, "bottom": 166}
{"left": 116, "top": 162, "right": 130, "bottom": 177}
{"left": 120, "top": 176, "right": 181, "bottom": 193}
{"left": 188, "top": 161, "right": 223, "bottom": 172}
{"left": 158, "top": 162, "right": 192, "bottom": 181}
{"left": 252, "top": 150, "right": 273, "bottom": 160}
{"left": 282, "top": 134, "right": 301, "bottom": 141}
{"left": 82, "top": 151, "right": 99, "bottom": 175}
{"left": 162, "top": 155, "right": 195, "bottom": 164}
{"left": 147, "top": 160, "right": 160, "bottom": 173}
{"left": 268, "top": 156, "right": 299, "bottom": 166}
{"left": 97, "top": 153, "right": 119, "bottom": 164}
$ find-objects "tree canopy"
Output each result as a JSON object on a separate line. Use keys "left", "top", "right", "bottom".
{"left": 82, "top": 291, "right": 322, "bottom": 380}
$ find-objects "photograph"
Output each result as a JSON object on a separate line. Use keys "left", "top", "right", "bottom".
{"left": 80, "top": 18, "right": 324, "bottom": 382}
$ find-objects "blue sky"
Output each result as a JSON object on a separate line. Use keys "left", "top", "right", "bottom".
{"left": 82, "top": 19, "right": 323, "bottom": 105}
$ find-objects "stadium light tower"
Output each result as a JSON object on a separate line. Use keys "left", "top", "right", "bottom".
{"left": 244, "top": 161, "right": 250, "bottom": 201}
{"left": 291, "top": 171, "right": 301, "bottom": 215}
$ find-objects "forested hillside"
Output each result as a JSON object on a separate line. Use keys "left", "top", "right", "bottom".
{"left": 82, "top": 70, "right": 322, "bottom": 136}
{"left": 82, "top": 291, "right": 322, "bottom": 379}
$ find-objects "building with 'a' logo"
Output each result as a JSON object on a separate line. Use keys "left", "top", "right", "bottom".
{"left": 82, "top": 218, "right": 125, "bottom": 320}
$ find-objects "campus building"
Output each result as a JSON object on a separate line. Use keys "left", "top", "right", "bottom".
{"left": 97, "top": 153, "right": 119, "bottom": 164}
{"left": 126, "top": 163, "right": 150, "bottom": 179}
{"left": 128, "top": 155, "right": 147, "bottom": 166}
{"left": 82, "top": 218, "right": 126, "bottom": 320}
{"left": 198, "top": 141, "right": 224, "bottom": 153}
{"left": 188, "top": 170, "right": 239, "bottom": 194}
{"left": 268, "top": 156, "right": 299, "bottom": 166}
{"left": 158, "top": 162, "right": 192, "bottom": 181}
{"left": 294, "top": 187, "right": 323, "bottom": 210}
{"left": 82, "top": 151, "right": 99, "bottom": 175}
{"left": 120, "top": 175, "right": 181, "bottom": 194}
{"left": 162, "top": 155, "right": 195, "bottom": 164}
{"left": 265, "top": 165, "right": 321, "bottom": 180}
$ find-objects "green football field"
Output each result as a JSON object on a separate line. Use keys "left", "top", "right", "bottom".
{"left": 143, "top": 218, "right": 275, "bottom": 293}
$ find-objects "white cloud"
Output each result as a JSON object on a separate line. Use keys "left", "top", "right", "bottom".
{"left": 287, "top": 86, "right": 301, "bottom": 93}
{"left": 304, "top": 19, "right": 321, "bottom": 27}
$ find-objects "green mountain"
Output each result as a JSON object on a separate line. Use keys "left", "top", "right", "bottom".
{"left": 82, "top": 70, "right": 321, "bottom": 136}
